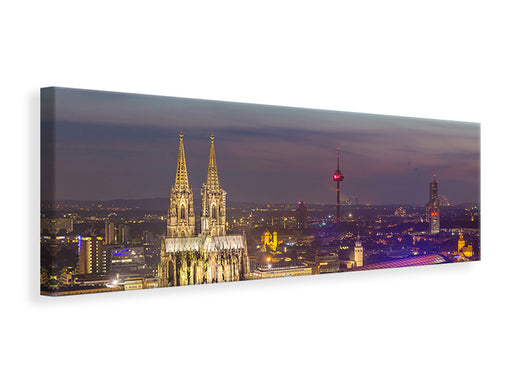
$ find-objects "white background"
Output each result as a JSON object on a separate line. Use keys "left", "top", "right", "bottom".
{"left": 2, "top": 1, "right": 511, "bottom": 383}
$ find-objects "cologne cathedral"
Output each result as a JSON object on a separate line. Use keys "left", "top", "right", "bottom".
{"left": 158, "top": 132, "right": 251, "bottom": 287}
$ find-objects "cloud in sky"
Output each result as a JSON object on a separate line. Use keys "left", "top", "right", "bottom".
{"left": 42, "top": 87, "right": 480, "bottom": 205}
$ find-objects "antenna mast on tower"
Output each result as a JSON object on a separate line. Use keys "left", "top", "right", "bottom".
{"left": 332, "top": 147, "right": 344, "bottom": 221}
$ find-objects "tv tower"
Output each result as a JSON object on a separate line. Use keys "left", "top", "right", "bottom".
{"left": 332, "top": 147, "right": 344, "bottom": 221}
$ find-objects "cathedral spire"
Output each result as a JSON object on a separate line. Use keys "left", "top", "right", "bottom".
{"left": 206, "top": 132, "right": 220, "bottom": 188}
{"left": 201, "top": 133, "right": 226, "bottom": 236}
{"left": 174, "top": 131, "right": 190, "bottom": 190}
{"left": 167, "top": 131, "right": 195, "bottom": 237}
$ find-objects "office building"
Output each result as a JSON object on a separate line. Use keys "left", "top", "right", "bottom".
{"left": 118, "top": 223, "right": 130, "bottom": 244}
{"left": 105, "top": 220, "right": 116, "bottom": 245}
{"left": 296, "top": 201, "right": 307, "bottom": 230}
{"left": 426, "top": 175, "right": 440, "bottom": 234}
{"left": 78, "top": 236, "right": 105, "bottom": 274}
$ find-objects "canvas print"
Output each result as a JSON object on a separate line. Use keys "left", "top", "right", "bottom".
{"left": 40, "top": 87, "right": 480, "bottom": 296}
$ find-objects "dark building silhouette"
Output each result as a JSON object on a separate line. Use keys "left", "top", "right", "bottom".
{"left": 296, "top": 201, "right": 307, "bottom": 231}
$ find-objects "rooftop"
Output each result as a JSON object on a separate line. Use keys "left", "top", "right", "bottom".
{"left": 349, "top": 254, "right": 448, "bottom": 271}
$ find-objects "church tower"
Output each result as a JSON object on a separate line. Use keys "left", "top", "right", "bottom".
{"left": 458, "top": 231, "right": 465, "bottom": 253}
{"left": 167, "top": 131, "right": 195, "bottom": 237}
{"left": 354, "top": 235, "right": 364, "bottom": 267}
{"left": 201, "top": 133, "right": 227, "bottom": 236}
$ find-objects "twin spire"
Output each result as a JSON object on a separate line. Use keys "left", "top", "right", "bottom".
{"left": 174, "top": 131, "right": 220, "bottom": 189}
{"left": 206, "top": 133, "right": 220, "bottom": 188}
{"left": 174, "top": 131, "right": 190, "bottom": 190}
{"left": 171, "top": 131, "right": 226, "bottom": 237}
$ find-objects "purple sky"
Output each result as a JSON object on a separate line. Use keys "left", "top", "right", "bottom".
{"left": 41, "top": 87, "right": 480, "bottom": 205}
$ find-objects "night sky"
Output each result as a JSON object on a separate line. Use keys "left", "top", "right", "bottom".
{"left": 41, "top": 87, "right": 480, "bottom": 205}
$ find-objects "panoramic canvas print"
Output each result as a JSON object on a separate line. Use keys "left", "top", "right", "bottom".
{"left": 40, "top": 87, "right": 480, "bottom": 296}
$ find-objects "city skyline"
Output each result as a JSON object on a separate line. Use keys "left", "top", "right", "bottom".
{"left": 41, "top": 87, "right": 480, "bottom": 205}
{"left": 41, "top": 87, "right": 481, "bottom": 296}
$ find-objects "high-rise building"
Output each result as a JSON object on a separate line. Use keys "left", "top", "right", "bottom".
{"left": 118, "top": 223, "right": 130, "bottom": 244}
{"left": 158, "top": 132, "right": 250, "bottom": 287}
{"left": 104, "top": 220, "right": 115, "bottom": 245}
{"left": 167, "top": 131, "right": 195, "bottom": 237}
{"left": 201, "top": 133, "right": 227, "bottom": 236}
{"left": 78, "top": 236, "right": 105, "bottom": 274}
{"left": 426, "top": 175, "right": 440, "bottom": 234}
{"left": 296, "top": 201, "right": 307, "bottom": 230}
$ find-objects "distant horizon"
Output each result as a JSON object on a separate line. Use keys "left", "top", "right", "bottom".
{"left": 42, "top": 196, "right": 480, "bottom": 207}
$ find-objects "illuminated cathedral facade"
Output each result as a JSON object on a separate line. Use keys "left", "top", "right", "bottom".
{"left": 158, "top": 132, "right": 251, "bottom": 287}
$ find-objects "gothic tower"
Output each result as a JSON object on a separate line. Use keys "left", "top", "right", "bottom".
{"left": 167, "top": 131, "right": 195, "bottom": 237}
{"left": 201, "top": 133, "right": 227, "bottom": 236}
